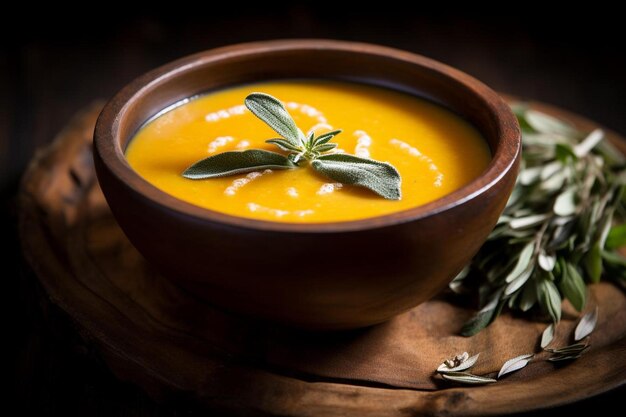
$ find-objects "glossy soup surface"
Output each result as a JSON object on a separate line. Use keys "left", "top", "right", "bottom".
{"left": 126, "top": 80, "right": 491, "bottom": 222}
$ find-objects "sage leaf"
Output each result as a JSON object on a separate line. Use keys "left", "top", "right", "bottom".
{"left": 505, "top": 242, "right": 535, "bottom": 283}
{"left": 555, "top": 143, "right": 578, "bottom": 163}
{"left": 510, "top": 214, "right": 549, "bottom": 230}
{"left": 547, "top": 352, "right": 588, "bottom": 362}
{"left": 504, "top": 267, "right": 533, "bottom": 295}
{"left": 313, "top": 143, "right": 338, "bottom": 153}
{"left": 245, "top": 93, "right": 302, "bottom": 146}
{"left": 606, "top": 224, "right": 626, "bottom": 249}
{"left": 313, "top": 129, "right": 342, "bottom": 146}
{"left": 574, "top": 129, "right": 604, "bottom": 158}
{"left": 602, "top": 250, "right": 626, "bottom": 267}
{"left": 441, "top": 372, "right": 497, "bottom": 385}
{"left": 541, "top": 323, "right": 555, "bottom": 348}
{"left": 497, "top": 354, "right": 534, "bottom": 378}
{"left": 540, "top": 279, "right": 562, "bottom": 323}
{"left": 437, "top": 353, "right": 480, "bottom": 373}
{"left": 449, "top": 267, "right": 469, "bottom": 293}
{"left": 311, "top": 154, "right": 401, "bottom": 200}
{"left": 546, "top": 342, "right": 590, "bottom": 362}
{"left": 540, "top": 161, "right": 563, "bottom": 181}
{"left": 583, "top": 211, "right": 613, "bottom": 283}
{"left": 460, "top": 310, "right": 495, "bottom": 337}
{"left": 559, "top": 262, "right": 586, "bottom": 311}
{"left": 553, "top": 187, "right": 578, "bottom": 216}
{"left": 519, "top": 281, "right": 538, "bottom": 311}
{"left": 538, "top": 251, "right": 556, "bottom": 272}
{"left": 182, "top": 150, "right": 295, "bottom": 179}
{"left": 461, "top": 294, "right": 503, "bottom": 337}
{"left": 541, "top": 170, "right": 567, "bottom": 192}
{"left": 525, "top": 110, "right": 577, "bottom": 136}
{"left": 519, "top": 166, "right": 542, "bottom": 185}
{"left": 546, "top": 342, "right": 589, "bottom": 354}
{"left": 583, "top": 242, "right": 602, "bottom": 284}
{"left": 265, "top": 138, "right": 302, "bottom": 152}
{"left": 574, "top": 307, "right": 598, "bottom": 341}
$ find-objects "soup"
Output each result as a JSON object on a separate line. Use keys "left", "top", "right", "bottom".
{"left": 126, "top": 80, "right": 490, "bottom": 222}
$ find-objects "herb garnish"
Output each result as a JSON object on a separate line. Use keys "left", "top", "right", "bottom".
{"left": 183, "top": 92, "right": 402, "bottom": 200}
{"left": 453, "top": 105, "right": 625, "bottom": 336}
{"left": 436, "top": 308, "right": 599, "bottom": 386}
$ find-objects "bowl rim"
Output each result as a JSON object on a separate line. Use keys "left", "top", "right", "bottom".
{"left": 94, "top": 39, "right": 520, "bottom": 233}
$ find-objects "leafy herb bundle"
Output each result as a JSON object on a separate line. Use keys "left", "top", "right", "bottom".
{"left": 183, "top": 93, "right": 401, "bottom": 200}
{"left": 455, "top": 105, "right": 626, "bottom": 336}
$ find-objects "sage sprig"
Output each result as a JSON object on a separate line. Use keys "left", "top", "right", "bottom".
{"left": 436, "top": 351, "right": 533, "bottom": 386}
{"left": 183, "top": 92, "right": 402, "bottom": 200}
{"left": 543, "top": 310, "right": 597, "bottom": 362}
{"left": 455, "top": 105, "right": 626, "bottom": 336}
{"left": 437, "top": 308, "right": 599, "bottom": 386}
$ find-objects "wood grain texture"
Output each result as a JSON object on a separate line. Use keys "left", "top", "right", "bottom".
{"left": 19, "top": 101, "right": 626, "bottom": 415}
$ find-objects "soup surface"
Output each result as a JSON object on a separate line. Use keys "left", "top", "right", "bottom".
{"left": 126, "top": 80, "right": 490, "bottom": 222}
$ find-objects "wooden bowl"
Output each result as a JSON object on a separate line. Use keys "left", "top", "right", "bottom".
{"left": 93, "top": 40, "right": 521, "bottom": 329}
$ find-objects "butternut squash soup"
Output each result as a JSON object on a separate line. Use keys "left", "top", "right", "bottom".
{"left": 125, "top": 80, "right": 490, "bottom": 222}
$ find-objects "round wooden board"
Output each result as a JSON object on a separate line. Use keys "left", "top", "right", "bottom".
{"left": 19, "top": 100, "right": 626, "bottom": 416}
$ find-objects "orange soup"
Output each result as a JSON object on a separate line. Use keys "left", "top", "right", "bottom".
{"left": 126, "top": 80, "right": 490, "bottom": 222}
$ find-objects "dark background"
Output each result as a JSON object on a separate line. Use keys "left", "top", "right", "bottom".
{"left": 4, "top": 7, "right": 625, "bottom": 416}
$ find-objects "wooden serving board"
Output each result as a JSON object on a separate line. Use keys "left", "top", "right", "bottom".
{"left": 19, "top": 101, "right": 626, "bottom": 416}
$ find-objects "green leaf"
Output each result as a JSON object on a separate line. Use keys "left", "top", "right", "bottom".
{"left": 574, "top": 307, "right": 598, "bottom": 341}
{"left": 547, "top": 342, "right": 590, "bottom": 362}
{"left": 519, "top": 166, "right": 543, "bottom": 185}
{"left": 461, "top": 311, "right": 494, "bottom": 336}
{"left": 313, "top": 143, "right": 338, "bottom": 153}
{"left": 307, "top": 131, "right": 315, "bottom": 147}
{"left": 449, "top": 266, "right": 470, "bottom": 293}
{"left": 606, "top": 224, "right": 626, "bottom": 249}
{"left": 504, "top": 267, "right": 533, "bottom": 295}
{"left": 547, "top": 351, "right": 589, "bottom": 362}
{"left": 441, "top": 372, "right": 497, "bottom": 385}
{"left": 574, "top": 129, "right": 604, "bottom": 157}
{"left": 519, "top": 280, "right": 538, "bottom": 311}
{"left": 461, "top": 297, "right": 503, "bottom": 336}
{"left": 313, "top": 129, "right": 342, "bottom": 146}
{"left": 559, "top": 263, "right": 586, "bottom": 311}
{"left": 498, "top": 354, "right": 534, "bottom": 378}
{"left": 602, "top": 250, "right": 626, "bottom": 267}
{"left": 545, "top": 342, "right": 589, "bottom": 354}
{"left": 538, "top": 251, "right": 556, "bottom": 272}
{"left": 583, "top": 242, "right": 602, "bottom": 284}
{"left": 539, "top": 279, "right": 562, "bottom": 323}
{"left": 509, "top": 214, "right": 549, "bottom": 230}
{"left": 311, "top": 154, "right": 401, "bottom": 200}
{"left": 555, "top": 143, "right": 578, "bottom": 163}
{"left": 182, "top": 150, "right": 295, "bottom": 179}
{"left": 553, "top": 187, "right": 577, "bottom": 216}
{"left": 505, "top": 242, "right": 535, "bottom": 283}
{"left": 245, "top": 93, "right": 301, "bottom": 146}
{"left": 266, "top": 138, "right": 302, "bottom": 152}
{"left": 525, "top": 110, "right": 578, "bottom": 136}
{"left": 541, "top": 323, "right": 555, "bottom": 348}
